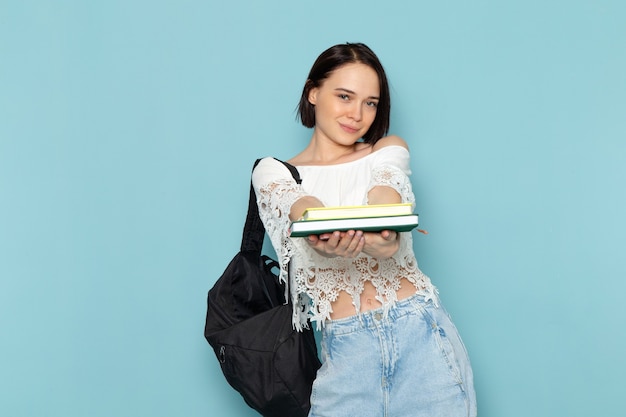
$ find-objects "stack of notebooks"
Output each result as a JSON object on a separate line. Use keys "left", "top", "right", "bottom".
{"left": 289, "top": 203, "right": 419, "bottom": 237}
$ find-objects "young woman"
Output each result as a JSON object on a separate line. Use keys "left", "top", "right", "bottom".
{"left": 252, "top": 42, "right": 477, "bottom": 417}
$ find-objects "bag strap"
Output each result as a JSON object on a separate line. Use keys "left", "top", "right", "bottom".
{"left": 278, "top": 158, "right": 302, "bottom": 184}
{"left": 240, "top": 158, "right": 301, "bottom": 253}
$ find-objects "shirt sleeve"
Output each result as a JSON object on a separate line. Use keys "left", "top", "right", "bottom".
{"left": 251, "top": 157, "right": 308, "bottom": 287}
{"left": 367, "top": 145, "right": 416, "bottom": 208}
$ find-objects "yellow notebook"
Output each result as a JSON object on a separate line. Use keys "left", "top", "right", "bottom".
{"left": 302, "top": 203, "right": 413, "bottom": 221}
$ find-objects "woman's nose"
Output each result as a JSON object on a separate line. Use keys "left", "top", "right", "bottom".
{"left": 348, "top": 103, "right": 362, "bottom": 121}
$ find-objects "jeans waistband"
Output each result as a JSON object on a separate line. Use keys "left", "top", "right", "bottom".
{"left": 322, "top": 291, "right": 438, "bottom": 336}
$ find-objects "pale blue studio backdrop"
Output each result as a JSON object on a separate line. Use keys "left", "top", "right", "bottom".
{"left": 1, "top": 1, "right": 625, "bottom": 416}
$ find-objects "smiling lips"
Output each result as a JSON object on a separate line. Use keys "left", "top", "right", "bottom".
{"left": 339, "top": 123, "right": 359, "bottom": 134}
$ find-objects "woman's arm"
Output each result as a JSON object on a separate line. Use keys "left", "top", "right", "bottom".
{"left": 360, "top": 135, "right": 411, "bottom": 258}
{"left": 359, "top": 184, "right": 402, "bottom": 258}
{"left": 289, "top": 196, "right": 324, "bottom": 221}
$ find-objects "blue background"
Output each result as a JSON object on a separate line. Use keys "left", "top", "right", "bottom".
{"left": 1, "top": 1, "right": 625, "bottom": 416}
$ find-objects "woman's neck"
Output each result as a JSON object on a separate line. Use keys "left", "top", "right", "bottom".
{"left": 292, "top": 135, "right": 371, "bottom": 166}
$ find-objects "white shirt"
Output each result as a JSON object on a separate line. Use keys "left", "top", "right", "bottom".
{"left": 252, "top": 145, "right": 434, "bottom": 330}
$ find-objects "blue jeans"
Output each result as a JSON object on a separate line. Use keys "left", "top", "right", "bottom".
{"left": 309, "top": 292, "right": 477, "bottom": 417}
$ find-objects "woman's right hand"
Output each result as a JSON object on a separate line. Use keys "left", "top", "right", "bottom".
{"left": 306, "top": 230, "right": 365, "bottom": 258}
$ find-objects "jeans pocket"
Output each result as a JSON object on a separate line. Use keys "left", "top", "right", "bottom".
{"left": 412, "top": 300, "right": 466, "bottom": 387}
{"left": 432, "top": 321, "right": 466, "bottom": 386}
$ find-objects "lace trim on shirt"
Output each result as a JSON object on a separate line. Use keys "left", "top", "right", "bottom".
{"left": 368, "top": 164, "right": 416, "bottom": 208}
{"left": 291, "top": 248, "right": 435, "bottom": 330}
{"left": 256, "top": 178, "right": 307, "bottom": 301}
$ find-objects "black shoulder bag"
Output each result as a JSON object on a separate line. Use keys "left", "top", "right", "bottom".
{"left": 204, "top": 159, "right": 321, "bottom": 417}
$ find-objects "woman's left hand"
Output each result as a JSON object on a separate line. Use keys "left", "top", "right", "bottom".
{"left": 362, "top": 230, "right": 400, "bottom": 259}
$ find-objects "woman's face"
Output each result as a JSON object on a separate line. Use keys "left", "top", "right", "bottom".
{"left": 308, "top": 63, "right": 380, "bottom": 146}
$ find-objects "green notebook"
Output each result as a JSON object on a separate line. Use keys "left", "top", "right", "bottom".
{"left": 289, "top": 214, "right": 419, "bottom": 237}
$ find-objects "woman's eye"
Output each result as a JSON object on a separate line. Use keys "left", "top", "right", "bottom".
{"left": 338, "top": 94, "right": 349, "bottom": 100}
{"left": 367, "top": 101, "right": 378, "bottom": 108}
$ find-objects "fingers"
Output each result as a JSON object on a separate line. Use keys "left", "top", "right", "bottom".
{"left": 306, "top": 230, "right": 364, "bottom": 258}
{"left": 308, "top": 230, "right": 399, "bottom": 259}
{"left": 341, "top": 230, "right": 364, "bottom": 257}
{"left": 381, "top": 230, "right": 398, "bottom": 240}
{"left": 307, "top": 234, "right": 320, "bottom": 244}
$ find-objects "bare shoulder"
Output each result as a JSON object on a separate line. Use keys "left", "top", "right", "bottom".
{"left": 287, "top": 148, "right": 311, "bottom": 165}
{"left": 372, "top": 135, "right": 409, "bottom": 151}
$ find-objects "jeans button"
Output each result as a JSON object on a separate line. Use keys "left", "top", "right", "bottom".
{"left": 374, "top": 312, "right": 382, "bottom": 321}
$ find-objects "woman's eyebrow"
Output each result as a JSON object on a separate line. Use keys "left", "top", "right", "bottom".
{"left": 334, "top": 87, "right": 380, "bottom": 100}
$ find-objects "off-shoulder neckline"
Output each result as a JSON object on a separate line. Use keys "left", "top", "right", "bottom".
{"left": 292, "top": 145, "right": 407, "bottom": 169}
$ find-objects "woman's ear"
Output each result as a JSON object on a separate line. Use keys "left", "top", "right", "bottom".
{"left": 307, "top": 81, "right": 318, "bottom": 105}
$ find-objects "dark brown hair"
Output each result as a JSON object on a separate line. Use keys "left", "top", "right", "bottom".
{"left": 297, "top": 43, "right": 391, "bottom": 144}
